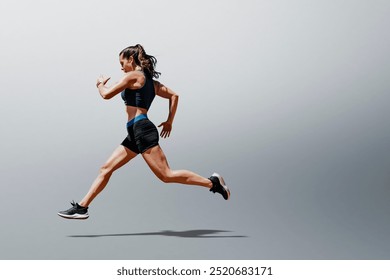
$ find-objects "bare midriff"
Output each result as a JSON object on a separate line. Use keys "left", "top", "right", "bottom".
{"left": 125, "top": 105, "right": 148, "bottom": 121}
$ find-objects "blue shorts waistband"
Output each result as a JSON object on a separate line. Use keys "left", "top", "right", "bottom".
{"left": 126, "top": 114, "right": 148, "bottom": 127}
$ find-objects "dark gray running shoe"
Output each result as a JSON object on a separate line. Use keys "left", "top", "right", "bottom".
{"left": 58, "top": 201, "right": 89, "bottom": 219}
{"left": 209, "top": 173, "right": 230, "bottom": 200}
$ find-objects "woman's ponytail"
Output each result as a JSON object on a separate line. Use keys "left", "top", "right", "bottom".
{"left": 136, "top": 44, "right": 145, "bottom": 66}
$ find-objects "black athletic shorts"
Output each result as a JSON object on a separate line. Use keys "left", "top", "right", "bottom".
{"left": 121, "top": 117, "right": 159, "bottom": 154}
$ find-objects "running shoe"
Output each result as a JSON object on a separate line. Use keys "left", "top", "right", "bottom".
{"left": 209, "top": 173, "right": 231, "bottom": 200}
{"left": 58, "top": 201, "right": 89, "bottom": 219}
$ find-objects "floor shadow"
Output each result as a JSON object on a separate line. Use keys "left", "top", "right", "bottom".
{"left": 68, "top": 229, "right": 248, "bottom": 239}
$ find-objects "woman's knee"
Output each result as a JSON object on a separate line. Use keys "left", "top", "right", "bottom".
{"left": 99, "top": 164, "right": 114, "bottom": 177}
{"left": 157, "top": 171, "right": 175, "bottom": 183}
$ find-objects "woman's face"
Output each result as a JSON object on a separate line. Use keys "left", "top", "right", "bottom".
{"left": 119, "top": 55, "right": 133, "bottom": 73}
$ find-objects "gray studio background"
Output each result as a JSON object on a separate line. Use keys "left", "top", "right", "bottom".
{"left": 1, "top": 0, "right": 389, "bottom": 259}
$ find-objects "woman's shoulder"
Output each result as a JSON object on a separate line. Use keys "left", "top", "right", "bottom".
{"left": 123, "top": 70, "right": 145, "bottom": 83}
{"left": 122, "top": 70, "right": 146, "bottom": 89}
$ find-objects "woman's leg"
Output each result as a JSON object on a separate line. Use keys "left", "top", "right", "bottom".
{"left": 79, "top": 145, "right": 138, "bottom": 207}
{"left": 142, "top": 145, "right": 212, "bottom": 188}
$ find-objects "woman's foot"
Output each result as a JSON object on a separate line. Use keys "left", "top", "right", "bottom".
{"left": 209, "top": 173, "right": 231, "bottom": 200}
{"left": 58, "top": 201, "right": 89, "bottom": 219}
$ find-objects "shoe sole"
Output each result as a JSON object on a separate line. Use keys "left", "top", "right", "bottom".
{"left": 212, "top": 172, "right": 231, "bottom": 200}
{"left": 57, "top": 213, "right": 89, "bottom": 220}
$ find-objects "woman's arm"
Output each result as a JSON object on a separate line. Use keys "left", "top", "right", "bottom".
{"left": 96, "top": 72, "right": 139, "bottom": 100}
{"left": 154, "top": 81, "right": 179, "bottom": 138}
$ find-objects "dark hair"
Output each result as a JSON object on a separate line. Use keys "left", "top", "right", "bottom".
{"left": 119, "top": 44, "right": 161, "bottom": 79}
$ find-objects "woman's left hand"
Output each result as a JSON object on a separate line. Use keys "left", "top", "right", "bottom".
{"left": 158, "top": 121, "right": 172, "bottom": 138}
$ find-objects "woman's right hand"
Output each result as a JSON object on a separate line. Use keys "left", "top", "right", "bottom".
{"left": 158, "top": 121, "right": 172, "bottom": 138}
{"left": 96, "top": 75, "right": 111, "bottom": 88}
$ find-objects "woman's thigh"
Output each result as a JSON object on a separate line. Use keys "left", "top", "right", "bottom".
{"left": 141, "top": 145, "right": 171, "bottom": 179}
{"left": 102, "top": 145, "right": 138, "bottom": 172}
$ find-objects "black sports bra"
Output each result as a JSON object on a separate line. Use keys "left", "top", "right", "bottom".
{"left": 121, "top": 76, "right": 155, "bottom": 110}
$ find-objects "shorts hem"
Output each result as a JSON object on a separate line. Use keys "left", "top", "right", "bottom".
{"left": 140, "top": 143, "right": 159, "bottom": 154}
{"left": 120, "top": 143, "right": 140, "bottom": 154}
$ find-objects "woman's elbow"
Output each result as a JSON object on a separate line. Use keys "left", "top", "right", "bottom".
{"left": 101, "top": 93, "right": 113, "bottom": 100}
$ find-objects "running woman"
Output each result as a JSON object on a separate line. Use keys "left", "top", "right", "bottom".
{"left": 58, "top": 44, "right": 230, "bottom": 219}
